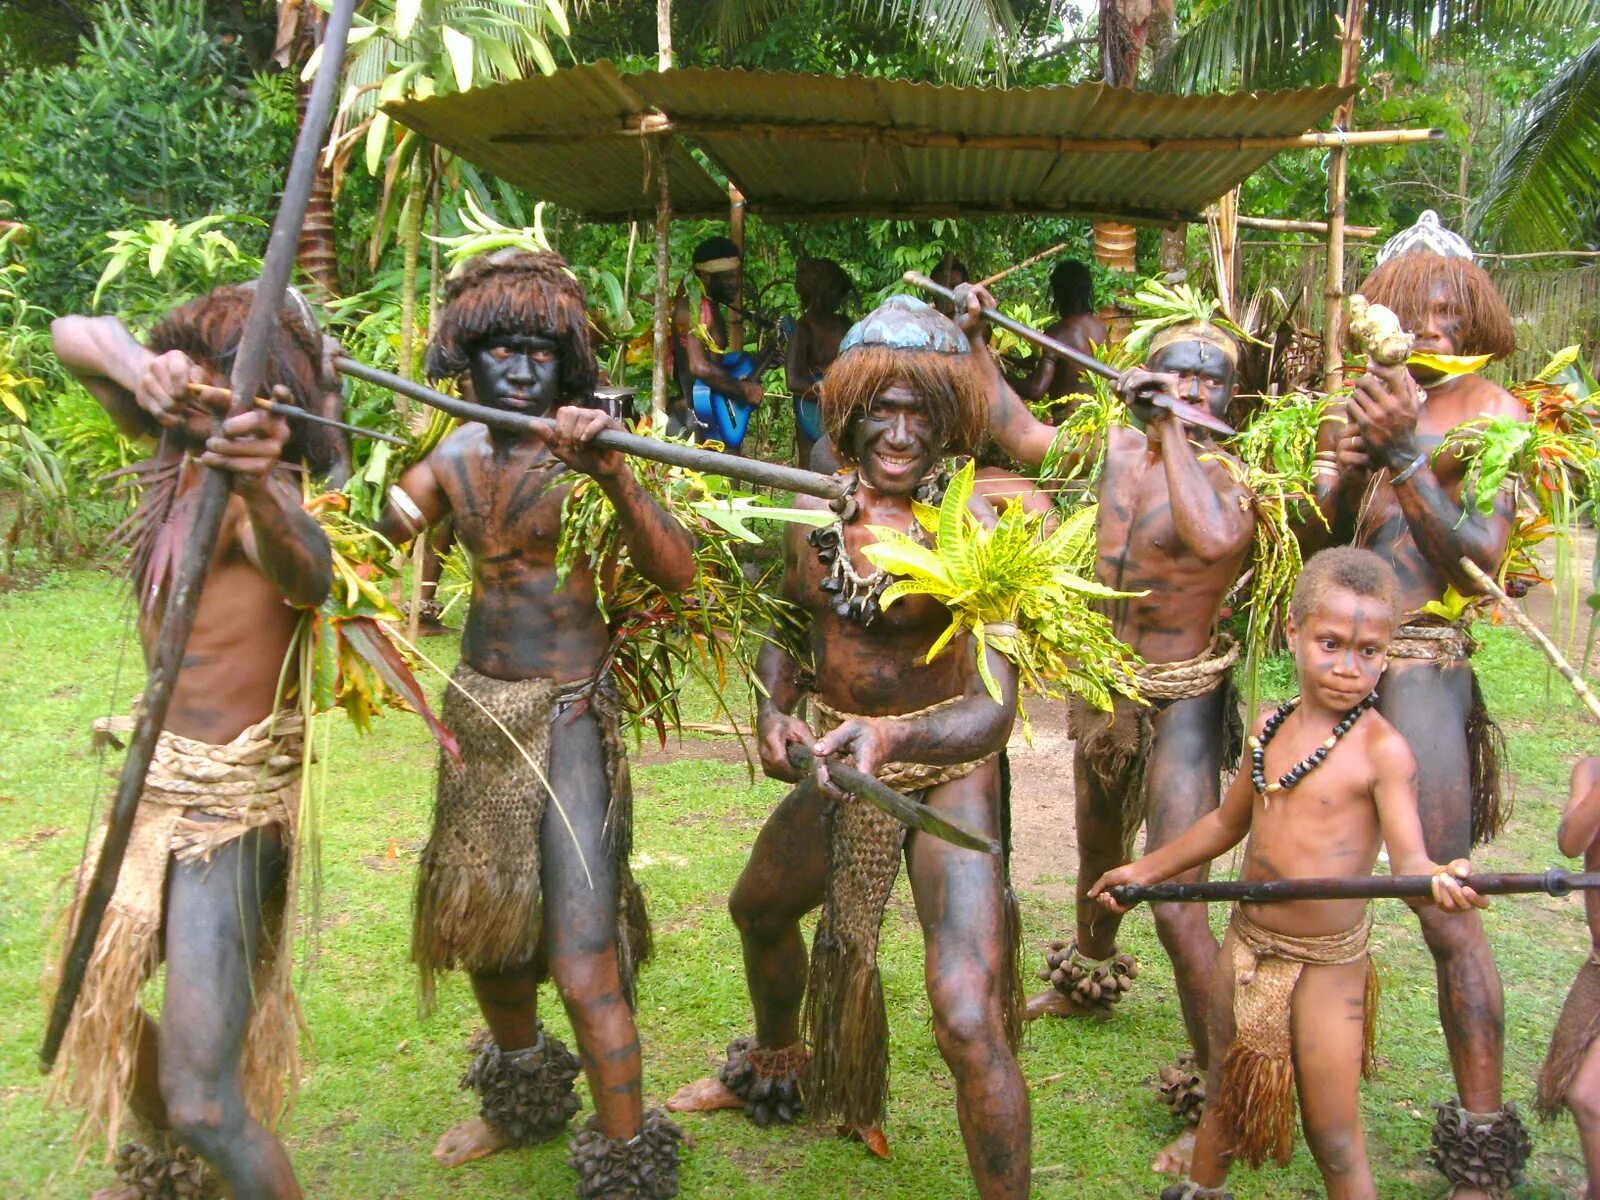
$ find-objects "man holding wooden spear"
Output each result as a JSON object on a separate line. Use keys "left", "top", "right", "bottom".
{"left": 1323, "top": 214, "right": 1530, "bottom": 1199}
{"left": 375, "top": 249, "right": 696, "bottom": 1198}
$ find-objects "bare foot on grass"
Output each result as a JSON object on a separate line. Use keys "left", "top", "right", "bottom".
{"left": 666, "top": 1076, "right": 743, "bottom": 1113}
{"left": 1023, "top": 988, "right": 1111, "bottom": 1022}
{"left": 433, "top": 1117, "right": 513, "bottom": 1167}
{"left": 1150, "top": 1129, "right": 1195, "bottom": 1176}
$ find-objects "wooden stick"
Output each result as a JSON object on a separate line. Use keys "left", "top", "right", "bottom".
{"left": 1321, "top": 0, "right": 1367, "bottom": 388}
{"left": 1220, "top": 213, "right": 1380, "bottom": 238}
{"left": 186, "top": 382, "right": 408, "bottom": 447}
{"left": 332, "top": 357, "right": 848, "bottom": 500}
{"left": 977, "top": 240, "right": 1074, "bottom": 289}
{"left": 1458, "top": 555, "right": 1600, "bottom": 722}
{"left": 40, "top": 0, "right": 361, "bottom": 1073}
{"left": 1111, "top": 868, "right": 1600, "bottom": 907}
{"left": 902, "top": 271, "right": 1237, "bottom": 436}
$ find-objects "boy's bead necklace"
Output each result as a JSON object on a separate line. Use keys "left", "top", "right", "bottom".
{"left": 1249, "top": 691, "right": 1379, "bottom": 799}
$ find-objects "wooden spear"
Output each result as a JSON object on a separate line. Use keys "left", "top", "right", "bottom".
{"left": 1110, "top": 868, "right": 1600, "bottom": 908}
{"left": 40, "top": 0, "right": 361, "bottom": 1071}
{"left": 1458, "top": 555, "right": 1600, "bottom": 723}
{"left": 332, "top": 357, "right": 848, "bottom": 501}
{"left": 902, "top": 270, "right": 1237, "bottom": 436}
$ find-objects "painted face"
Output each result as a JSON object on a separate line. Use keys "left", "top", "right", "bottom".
{"left": 1290, "top": 586, "right": 1392, "bottom": 712}
{"left": 850, "top": 380, "right": 940, "bottom": 496}
{"left": 1148, "top": 339, "right": 1237, "bottom": 421}
{"left": 702, "top": 266, "right": 742, "bottom": 307}
{"left": 467, "top": 333, "right": 561, "bottom": 416}
{"left": 1408, "top": 278, "right": 1466, "bottom": 380}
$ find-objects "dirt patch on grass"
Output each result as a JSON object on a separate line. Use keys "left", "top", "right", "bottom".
{"left": 1006, "top": 697, "right": 1077, "bottom": 897}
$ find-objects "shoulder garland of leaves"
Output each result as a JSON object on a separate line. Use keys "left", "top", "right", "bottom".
{"left": 1434, "top": 345, "right": 1600, "bottom": 640}
{"left": 553, "top": 425, "right": 818, "bottom": 748}
{"left": 859, "top": 461, "right": 1143, "bottom": 736}
{"left": 1215, "top": 389, "right": 1339, "bottom": 708}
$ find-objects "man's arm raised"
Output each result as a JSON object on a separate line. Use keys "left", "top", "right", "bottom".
{"left": 954, "top": 285, "right": 1060, "bottom": 470}
{"left": 1349, "top": 364, "right": 1518, "bottom": 595}
{"left": 543, "top": 406, "right": 696, "bottom": 593}
{"left": 51, "top": 314, "right": 186, "bottom": 438}
{"left": 1150, "top": 407, "right": 1254, "bottom": 564}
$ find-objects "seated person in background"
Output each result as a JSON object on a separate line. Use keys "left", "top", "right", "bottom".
{"left": 1007, "top": 259, "right": 1107, "bottom": 423}
{"left": 1537, "top": 756, "right": 1600, "bottom": 1200}
{"left": 785, "top": 256, "right": 852, "bottom": 469}
{"left": 671, "top": 235, "right": 762, "bottom": 450}
{"left": 1092, "top": 547, "right": 1483, "bottom": 1200}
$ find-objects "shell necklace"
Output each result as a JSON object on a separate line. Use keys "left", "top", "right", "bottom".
{"left": 1249, "top": 690, "right": 1379, "bottom": 800}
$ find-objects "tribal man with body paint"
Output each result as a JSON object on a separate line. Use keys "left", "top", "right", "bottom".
{"left": 963, "top": 281, "right": 1258, "bottom": 1173}
{"left": 1316, "top": 211, "right": 1530, "bottom": 1200}
{"left": 376, "top": 249, "right": 697, "bottom": 1198}
{"left": 669, "top": 296, "right": 1034, "bottom": 1199}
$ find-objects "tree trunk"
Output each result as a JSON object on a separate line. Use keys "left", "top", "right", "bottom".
{"left": 1092, "top": 2, "right": 1172, "bottom": 274}
{"left": 287, "top": 3, "right": 341, "bottom": 297}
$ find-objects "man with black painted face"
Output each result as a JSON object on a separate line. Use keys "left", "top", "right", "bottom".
{"left": 669, "top": 297, "right": 1035, "bottom": 1199}
{"left": 671, "top": 235, "right": 763, "bottom": 442}
{"left": 376, "top": 250, "right": 696, "bottom": 1198}
{"left": 964, "top": 283, "right": 1257, "bottom": 1174}
{"left": 1319, "top": 215, "right": 1529, "bottom": 1200}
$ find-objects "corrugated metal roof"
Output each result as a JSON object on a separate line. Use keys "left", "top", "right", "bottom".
{"left": 387, "top": 64, "right": 1354, "bottom": 224}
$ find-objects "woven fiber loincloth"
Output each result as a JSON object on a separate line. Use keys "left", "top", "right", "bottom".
{"left": 801, "top": 695, "right": 1017, "bottom": 1129}
{"left": 1213, "top": 907, "right": 1378, "bottom": 1168}
{"left": 1069, "top": 634, "right": 1242, "bottom": 857}
{"left": 1388, "top": 615, "right": 1509, "bottom": 846}
{"left": 1537, "top": 950, "right": 1600, "bottom": 1120}
{"left": 412, "top": 663, "right": 650, "bottom": 1011}
{"left": 54, "top": 711, "right": 304, "bottom": 1152}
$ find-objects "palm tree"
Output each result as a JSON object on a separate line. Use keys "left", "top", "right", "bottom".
{"left": 1470, "top": 34, "right": 1600, "bottom": 252}
{"left": 1093, "top": 1, "right": 1175, "bottom": 271}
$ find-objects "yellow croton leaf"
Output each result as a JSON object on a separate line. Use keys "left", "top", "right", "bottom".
{"left": 1407, "top": 351, "right": 1493, "bottom": 376}
{"left": 1419, "top": 585, "right": 1474, "bottom": 623}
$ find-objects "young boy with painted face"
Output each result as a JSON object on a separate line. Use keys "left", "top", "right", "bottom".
{"left": 1090, "top": 547, "right": 1484, "bottom": 1200}
{"left": 377, "top": 250, "right": 696, "bottom": 1198}
{"left": 1536, "top": 757, "right": 1600, "bottom": 1198}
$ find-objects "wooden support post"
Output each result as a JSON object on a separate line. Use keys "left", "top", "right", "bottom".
{"left": 728, "top": 183, "right": 746, "bottom": 350}
{"left": 650, "top": 0, "right": 673, "bottom": 423}
{"left": 1322, "top": 0, "right": 1368, "bottom": 388}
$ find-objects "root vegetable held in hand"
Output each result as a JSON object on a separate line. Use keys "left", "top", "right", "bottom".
{"left": 1347, "top": 295, "right": 1414, "bottom": 367}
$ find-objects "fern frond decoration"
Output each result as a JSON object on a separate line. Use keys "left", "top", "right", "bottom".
{"left": 860, "top": 462, "right": 1143, "bottom": 735}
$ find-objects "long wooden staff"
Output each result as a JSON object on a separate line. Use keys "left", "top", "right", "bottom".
{"left": 39, "top": 0, "right": 360, "bottom": 1072}
{"left": 333, "top": 357, "right": 849, "bottom": 501}
{"left": 1457, "top": 555, "right": 1600, "bottom": 722}
{"left": 902, "top": 269, "right": 1236, "bottom": 437}
{"left": 785, "top": 743, "right": 999, "bottom": 854}
{"left": 1110, "top": 867, "right": 1600, "bottom": 907}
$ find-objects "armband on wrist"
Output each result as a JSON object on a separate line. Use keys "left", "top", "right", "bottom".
{"left": 1389, "top": 452, "right": 1428, "bottom": 487}
{"left": 388, "top": 485, "right": 426, "bottom": 536}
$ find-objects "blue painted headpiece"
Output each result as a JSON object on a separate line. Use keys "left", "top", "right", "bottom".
{"left": 838, "top": 295, "right": 970, "bottom": 357}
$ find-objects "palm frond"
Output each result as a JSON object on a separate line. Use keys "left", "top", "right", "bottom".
{"left": 1470, "top": 34, "right": 1600, "bottom": 253}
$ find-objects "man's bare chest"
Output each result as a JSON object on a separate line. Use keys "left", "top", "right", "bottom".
{"left": 440, "top": 452, "right": 570, "bottom": 554}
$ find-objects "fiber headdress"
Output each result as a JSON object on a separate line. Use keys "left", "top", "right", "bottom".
{"left": 1377, "top": 210, "right": 1474, "bottom": 266}
{"left": 693, "top": 236, "right": 741, "bottom": 276}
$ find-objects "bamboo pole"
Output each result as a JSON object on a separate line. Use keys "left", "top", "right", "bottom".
{"left": 1217, "top": 214, "right": 1380, "bottom": 238}
{"left": 498, "top": 123, "right": 1442, "bottom": 155}
{"left": 1458, "top": 556, "right": 1600, "bottom": 722}
{"left": 728, "top": 183, "right": 746, "bottom": 352}
{"left": 650, "top": 0, "right": 673, "bottom": 424}
{"left": 977, "top": 240, "right": 1074, "bottom": 289}
{"left": 1322, "top": 0, "right": 1368, "bottom": 387}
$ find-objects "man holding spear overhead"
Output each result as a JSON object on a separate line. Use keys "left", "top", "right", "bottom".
{"left": 375, "top": 249, "right": 696, "bottom": 1197}
{"left": 1326, "top": 213, "right": 1528, "bottom": 1199}
{"left": 956, "top": 279, "right": 1257, "bottom": 1166}
{"left": 669, "top": 296, "right": 1034, "bottom": 1198}
{"left": 49, "top": 286, "right": 334, "bottom": 1199}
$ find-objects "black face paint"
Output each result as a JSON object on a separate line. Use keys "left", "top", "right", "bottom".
{"left": 1148, "top": 340, "right": 1237, "bottom": 421}
{"left": 467, "top": 333, "right": 562, "bottom": 418}
{"left": 703, "top": 268, "right": 741, "bottom": 307}
{"left": 850, "top": 380, "right": 940, "bottom": 496}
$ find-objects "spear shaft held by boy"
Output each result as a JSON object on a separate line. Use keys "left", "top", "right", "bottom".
{"left": 40, "top": 0, "right": 361, "bottom": 1073}
{"left": 901, "top": 270, "right": 1235, "bottom": 436}
{"left": 333, "top": 357, "right": 849, "bottom": 501}
{"left": 1110, "top": 868, "right": 1600, "bottom": 908}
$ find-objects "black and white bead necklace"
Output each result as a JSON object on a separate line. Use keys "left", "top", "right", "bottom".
{"left": 1249, "top": 690, "right": 1379, "bottom": 799}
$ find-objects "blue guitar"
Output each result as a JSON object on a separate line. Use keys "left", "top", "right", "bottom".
{"left": 691, "top": 350, "right": 763, "bottom": 450}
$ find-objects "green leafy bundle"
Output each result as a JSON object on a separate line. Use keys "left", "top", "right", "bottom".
{"left": 860, "top": 462, "right": 1143, "bottom": 732}
{"left": 555, "top": 427, "right": 819, "bottom": 746}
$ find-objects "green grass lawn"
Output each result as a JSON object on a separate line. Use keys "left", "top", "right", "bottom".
{"left": 2, "top": 568, "right": 1596, "bottom": 1197}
